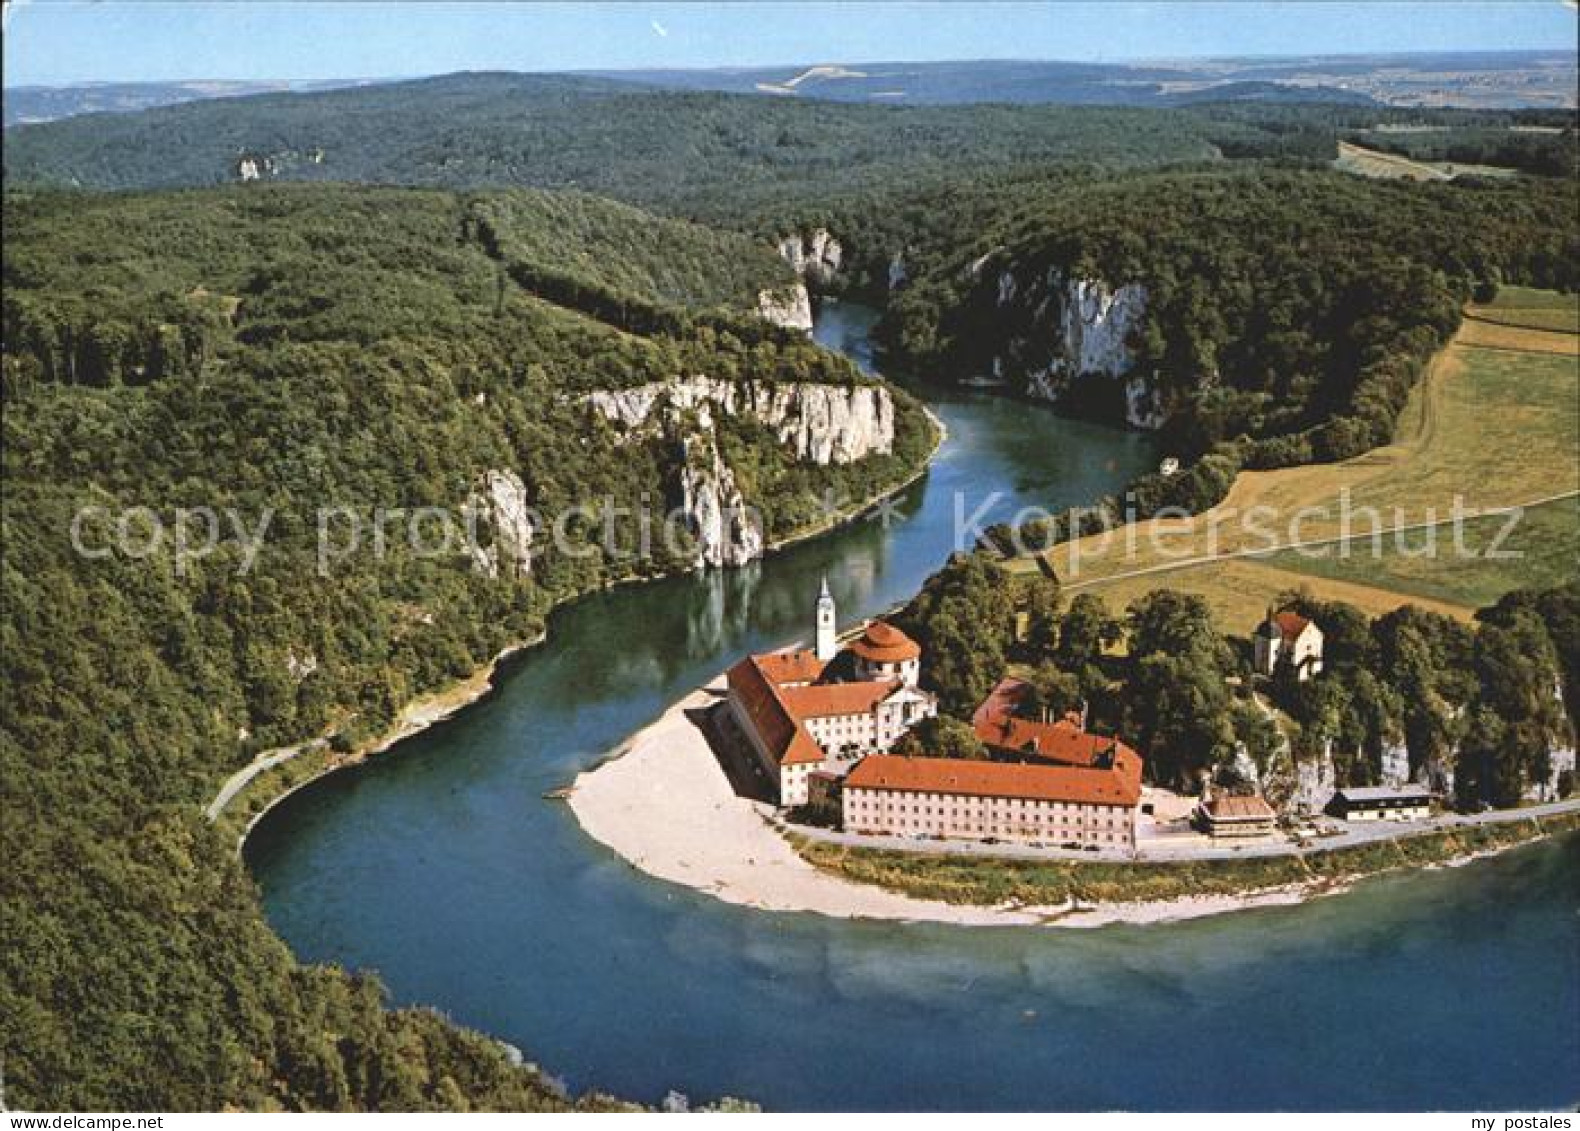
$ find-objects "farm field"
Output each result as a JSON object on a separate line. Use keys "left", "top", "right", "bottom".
{"left": 1264, "top": 495, "right": 1579, "bottom": 613}
{"left": 1332, "top": 139, "right": 1520, "bottom": 182}
{"left": 1007, "top": 290, "right": 1580, "bottom": 628}
{"left": 1466, "top": 284, "right": 1580, "bottom": 335}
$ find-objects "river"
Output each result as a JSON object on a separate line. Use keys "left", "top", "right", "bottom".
{"left": 247, "top": 302, "right": 1579, "bottom": 1112}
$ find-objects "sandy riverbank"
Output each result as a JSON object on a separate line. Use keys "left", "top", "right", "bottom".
{"left": 569, "top": 669, "right": 1577, "bottom": 929}
{"left": 567, "top": 673, "right": 1381, "bottom": 928}
{"left": 569, "top": 675, "right": 1044, "bottom": 925}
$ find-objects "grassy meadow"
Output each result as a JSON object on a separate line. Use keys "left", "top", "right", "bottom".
{"left": 1005, "top": 291, "right": 1579, "bottom": 629}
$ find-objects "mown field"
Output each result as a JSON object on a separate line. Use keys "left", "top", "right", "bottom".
{"left": 1263, "top": 495, "right": 1579, "bottom": 611}
{"left": 1007, "top": 289, "right": 1579, "bottom": 629}
{"left": 1332, "top": 139, "right": 1520, "bottom": 182}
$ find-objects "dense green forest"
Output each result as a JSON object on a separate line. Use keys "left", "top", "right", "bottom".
{"left": 893, "top": 554, "right": 1576, "bottom": 804}
{"left": 11, "top": 71, "right": 1572, "bottom": 221}
{"left": 3, "top": 70, "right": 1577, "bottom": 1111}
{"left": 880, "top": 169, "right": 1579, "bottom": 549}
{"left": 0, "top": 185, "right": 931, "bottom": 1108}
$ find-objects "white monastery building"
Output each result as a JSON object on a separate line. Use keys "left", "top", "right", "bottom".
{"left": 727, "top": 580, "right": 937, "bottom": 805}
{"left": 841, "top": 749, "right": 1144, "bottom": 849}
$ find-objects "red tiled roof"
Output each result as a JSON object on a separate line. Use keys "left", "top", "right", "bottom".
{"left": 726, "top": 656, "right": 824, "bottom": 767}
{"left": 1268, "top": 610, "right": 1312, "bottom": 642}
{"left": 780, "top": 681, "right": 896, "bottom": 719}
{"left": 971, "top": 676, "right": 1030, "bottom": 730}
{"left": 848, "top": 620, "right": 921, "bottom": 663}
{"left": 754, "top": 649, "right": 827, "bottom": 686}
{"left": 845, "top": 754, "right": 1143, "bottom": 808}
{"left": 973, "top": 715, "right": 1117, "bottom": 767}
{"left": 971, "top": 677, "right": 1132, "bottom": 769}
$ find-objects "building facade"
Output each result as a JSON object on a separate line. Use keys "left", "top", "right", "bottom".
{"left": 725, "top": 583, "right": 937, "bottom": 806}
{"left": 842, "top": 753, "right": 1143, "bottom": 849}
{"left": 1254, "top": 609, "right": 1324, "bottom": 680}
{"left": 1326, "top": 785, "right": 1434, "bottom": 821}
{"left": 1197, "top": 791, "right": 1278, "bottom": 839}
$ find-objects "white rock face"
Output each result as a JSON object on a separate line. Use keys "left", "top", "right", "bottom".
{"left": 465, "top": 468, "right": 534, "bottom": 579}
{"left": 1124, "top": 374, "right": 1167, "bottom": 430}
{"left": 1226, "top": 743, "right": 1263, "bottom": 788}
{"left": 1527, "top": 744, "right": 1576, "bottom": 802}
{"left": 1380, "top": 742, "right": 1412, "bottom": 788}
{"left": 1290, "top": 746, "right": 1337, "bottom": 815}
{"left": 887, "top": 251, "right": 908, "bottom": 292}
{"left": 236, "top": 157, "right": 263, "bottom": 182}
{"left": 987, "top": 265, "right": 1159, "bottom": 429}
{"left": 1060, "top": 277, "right": 1147, "bottom": 376}
{"left": 587, "top": 375, "right": 894, "bottom": 466}
{"left": 777, "top": 228, "right": 844, "bottom": 285}
{"left": 676, "top": 427, "right": 764, "bottom": 569}
{"left": 756, "top": 284, "right": 814, "bottom": 333}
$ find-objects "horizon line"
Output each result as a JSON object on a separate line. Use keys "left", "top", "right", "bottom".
{"left": 6, "top": 45, "right": 1577, "bottom": 92}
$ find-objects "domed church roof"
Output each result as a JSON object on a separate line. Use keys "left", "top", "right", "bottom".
{"left": 848, "top": 619, "right": 921, "bottom": 663}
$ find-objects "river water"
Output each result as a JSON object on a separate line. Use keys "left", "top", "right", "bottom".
{"left": 248, "top": 302, "right": 1579, "bottom": 1111}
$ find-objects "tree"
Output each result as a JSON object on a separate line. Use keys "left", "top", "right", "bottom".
{"left": 1056, "top": 593, "right": 1122, "bottom": 670}
{"left": 1125, "top": 652, "right": 1235, "bottom": 788}
{"left": 896, "top": 553, "right": 1015, "bottom": 716}
{"left": 893, "top": 716, "right": 989, "bottom": 760}
{"left": 1126, "top": 590, "right": 1229, "bottom": 670}
{"left": 1019, "top": 663, "right": 1084, "bottom": 723}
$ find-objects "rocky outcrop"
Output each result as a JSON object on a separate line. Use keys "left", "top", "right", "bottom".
{"left": 756, "top": 284, "right": 814, "bottom": 333}
{"left": 675, "top": 418, "right": 763, "bottom": 569}
{"left": 971, "top": 259, "right": 1161, "bottom": 429}
{"left": 1528, "top": 745, "right": 1575, "bottom": 803}
{"left": 777, "top": 228, "right": 844, "bottom": 285}
{"left": 235, "top": 155, "right": 276, "bottom": 182}
{"left": 1379, "top": 742, "right": 1412, "bottom": 788}
{"left": 1009, "top": 271, "right": 1155, "bottom": 426}
{"left": 234, "top": 147, "right": 324, "bottom": 182}
{"left": 1288, "top": 747, "right": 1337, "bottom": 815}
{"left": 887, "top": 251, "right": 909, "bottom": 293}
{"left": 284, "top": 650, "right": 319, "bottom": 683}
{"left": 465, "top": 468, "right": 534, "bottom": 579}
{"left": 586, "top": 374, "right": 895, "bottom": 569}
{"left": 587, "top": 375, "right": 894, "bottom": 466}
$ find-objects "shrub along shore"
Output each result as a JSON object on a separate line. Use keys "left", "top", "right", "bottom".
{"left": 791, "top": 810, "right": 1580, "bottom": 909}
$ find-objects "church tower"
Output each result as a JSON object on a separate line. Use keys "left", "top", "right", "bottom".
{"left": 815, "top": 576, "right": 837, "bottom": 662}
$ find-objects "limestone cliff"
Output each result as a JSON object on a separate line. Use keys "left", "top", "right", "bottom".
{"left": 587, "top": 375, "right": 894, "bottom": 569}
{"left": 887, "top": 251, "right": 909, "bottom": 293}
{"left": 777, "top": 228, "right": 844, "bottom": 285}
{"left": 587, "top": 375, "right": 894, "bottom": 466}
{"left": 675, "top": 417, "right": 764, "bottom": 569}
{"left": 968, "top": 257, "right": 1163, "bottom": 429}
{"left": 1001, "top": 269, "right": 1158, "bottom": 428}
{"left": 756, "top": 284, "right": 814, "bottom": 333}
{"left": 465, "top": 468, "right": 534, "bottom": 579}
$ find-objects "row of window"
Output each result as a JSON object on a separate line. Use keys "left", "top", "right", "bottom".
{"left": 848, "top": 792, "right": 1123, "bottom": 817}
{"left": 849, "top": 817, "right": 1126, "bottom": 844}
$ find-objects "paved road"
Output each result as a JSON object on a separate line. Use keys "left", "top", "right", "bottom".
{"left": 204, "top": 738, "right": 326, "bottom": 822}
{"left": 790, "top": 796, "right": 1580, "bottom": 865}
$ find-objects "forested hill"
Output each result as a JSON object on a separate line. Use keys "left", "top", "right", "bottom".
{"left": 0, "top": 71, "right": 1247, "bottom": 209}
{"left": 7, "top": 72, "right": 1575, "bottom": 219}
{"left": 0, "top": 185, "right": 931, "bottom": 1109}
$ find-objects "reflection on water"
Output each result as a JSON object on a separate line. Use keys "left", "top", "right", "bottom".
{"left": 248, "top": 303, "right": 1578, "bottom": 1112}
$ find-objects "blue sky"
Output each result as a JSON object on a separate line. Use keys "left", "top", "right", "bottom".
{"left": 3, "top": 1, "right": 1576, "bottom": 87}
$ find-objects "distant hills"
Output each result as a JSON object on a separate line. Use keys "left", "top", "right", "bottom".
{"left": 4, "top": 50, "right": 1573, "bottom": 128}
{"left": 590, "top": 52, "right": 1576, "bottom": 109}
{"left": 2, "top": 78, "right": 380, "bottom": 127}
